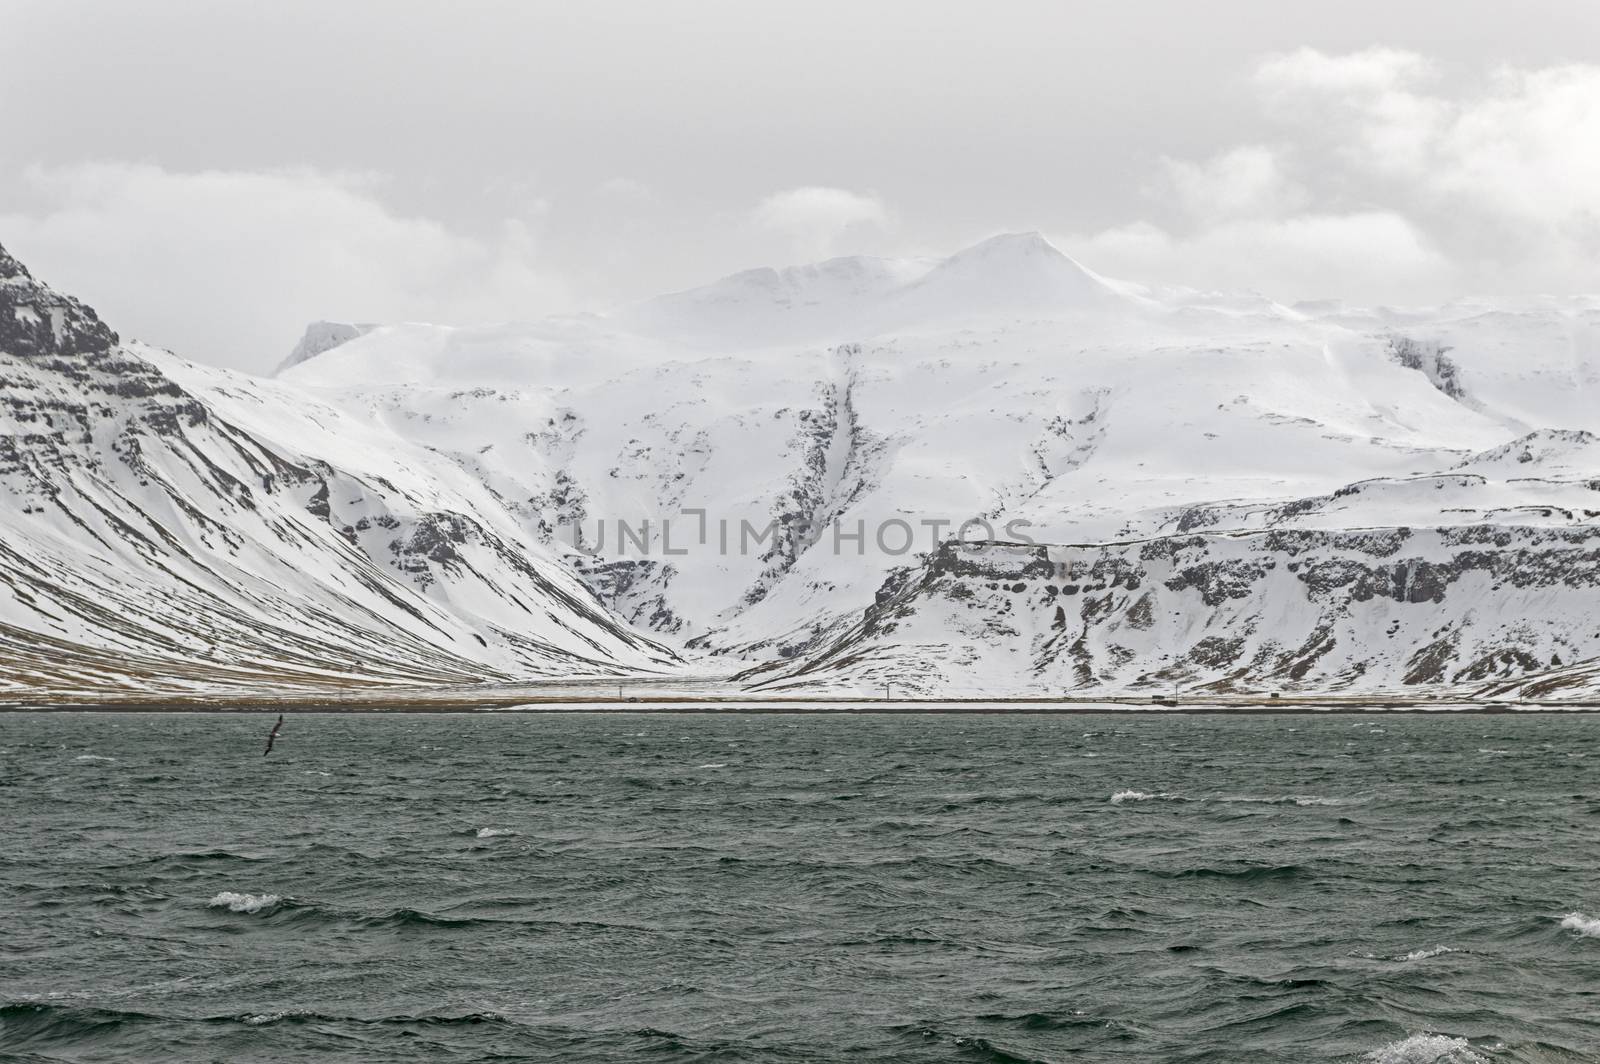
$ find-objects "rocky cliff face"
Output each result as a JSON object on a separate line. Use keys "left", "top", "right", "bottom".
{"left": 754, "top": 517, "right": 1600, "bottom": 696}
{"left": 0, "top": 242, "right": 677, "bottom": 699}
{"left": 0, "top": 244, "right": 118, "bottom": 358}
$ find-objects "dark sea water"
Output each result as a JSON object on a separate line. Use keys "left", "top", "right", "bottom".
{"left": 2, "top": 712, "right": 1598, "bottom": 1064}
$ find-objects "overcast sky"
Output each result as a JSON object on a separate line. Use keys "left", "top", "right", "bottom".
{"left": 4, "top": 0, "right": 1600, "bottom": 371}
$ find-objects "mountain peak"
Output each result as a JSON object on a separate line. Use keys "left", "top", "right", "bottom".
{"left": 276, "top": 320, "right": 377, "bottom": 376}
{"left": 0, "top": 241, "right": 34, "bottom": 283}
{"left": 0, "top": 240, "right": 119, "bottom": 358}
{"left": 615, "top": 232, "right": 1123, "bottom": 345}
{"left": 893, "top": 231, "right": 1119, "bottom": 317}
{"left": 950, "top": 230, "right": 1063, "bottom": 258}
{"left": 933, "top": 231, "right": 1094, "bottom": 278}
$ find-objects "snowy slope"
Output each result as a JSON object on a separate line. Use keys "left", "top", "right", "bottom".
{"left": 8, "top": 232, "right": 1600, "bottom": 699}
{"left": 0, "top": 242, "right": 677, "bottom": 699}
{"left": 275, "top": 233, "right": 1600, "bottom": 698}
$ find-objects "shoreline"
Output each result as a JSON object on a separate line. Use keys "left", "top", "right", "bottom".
{"left": 2, "top": 698, "right": 1597, "bottom": 715}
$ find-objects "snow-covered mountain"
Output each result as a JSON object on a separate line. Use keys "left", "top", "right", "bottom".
{"left": 0, "top": 242, "right": 677, "bottom": 700}
{"left": 275, "top": 320, "right": 377, "bottom": 375}
{"left": 6, "top": 233, "right": 1600, "bottom": 700}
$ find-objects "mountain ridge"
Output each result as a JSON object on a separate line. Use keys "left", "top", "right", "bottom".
{"left": 0, "top": 241, "right": 679, "bottom": 700}
{"left": 6, "top": 235, "right": 1600, "bottom": 701}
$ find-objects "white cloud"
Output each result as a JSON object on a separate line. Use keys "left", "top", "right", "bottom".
{"left": 1163, "top": 145, "right": 1307, "bottom": 222}
{"left": 1429, "top": 65, "right": 1600, "bottom": 226}
{"left": 1255, "top": 48, "right": 1600, "bottom": 236}
{"left": 0, "top": 163, "right": 567, "bottom": 371}
{"left": 750, "top": 186, "right": 890, "bottom": 260}
{"left": 9, "top": 48, "right": 1600, "bottom": 367}
{"left": 1074, "top": 211, "right": 1447, "bottom": 301}
{"left": 1255, "top": 46, "right": 1434, "bottom": 97}
{"left": 1071, "top": 48, "right": 1600, "bottom": 302}
{"left": 1251, "top": 48, "right": 1600, "bottom": 227}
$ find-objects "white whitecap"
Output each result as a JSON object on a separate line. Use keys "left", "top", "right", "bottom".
{"left": 207, "top": 891, "right": 280, "bottom": 914}
{"left": 1560, "top": 912, "right": 1600, "bottom": 937}
{"left": 476, "top": 827, "right": 516, "bottom": 838}
{"left": 241, "top": 1009, "right": 317, "bottom": 1025}
{"left": 696, "top": 763, "right": 727, "bottom": 769}
{"left": 1398, "top": 945, "right": 1461, "bottom": 962}
{"left": 1110, "top": 790, "right": 1180, "bottom": 804}
{"left": 1363, "top": 1033, "right": 1487, "bottom": 1063}
{"left": 74, "top": 754, "right": 115, "bottom": 762}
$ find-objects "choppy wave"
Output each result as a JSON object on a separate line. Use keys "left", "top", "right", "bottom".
{"left": 1110, "top": 790, "right": 1182, "bottom": 804}
{"left": 1155, "top": 863, "right": 1308, "bottom": 883}
{"left": 0, "top": 1001, "right": 518, "bottom": 1042}
{"left": 1559, "top": 912, "right": 1600, "bottom": 937}
{"left": 897, "top": 1022, "right": 1091, "bottom": 1063}
{"left": 147, "top": 848, "right": 264, "bottom": 864}
{"left": 0, "top": 1002, "right": 157, "bottom": 1046}
{"left": 239, "top": 1008, "right": 509, "bottom": 1027}
{"left": 332, "top": 906, "right": 488, "bottom": 929}
{"left": 1363, "top": 1033, "right": 1488, "bottom": 1063}
{"left": 10, "top": 712, "right": 1600, "bottom": 1063}
{"left": 1110, "top": 790, "right": 1347, "bottom": 807}
{"left": 207, "top": 891, "right": 280, "bottom": 914}
{"left": 973, "top": 1009, "right": 1105, "bottom": 1032}
{"left": 1220, "top": 794, "right": 1349, "bottom": 806}
{"left": 205, "top": 896, "right": 514, "bottom": 930}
